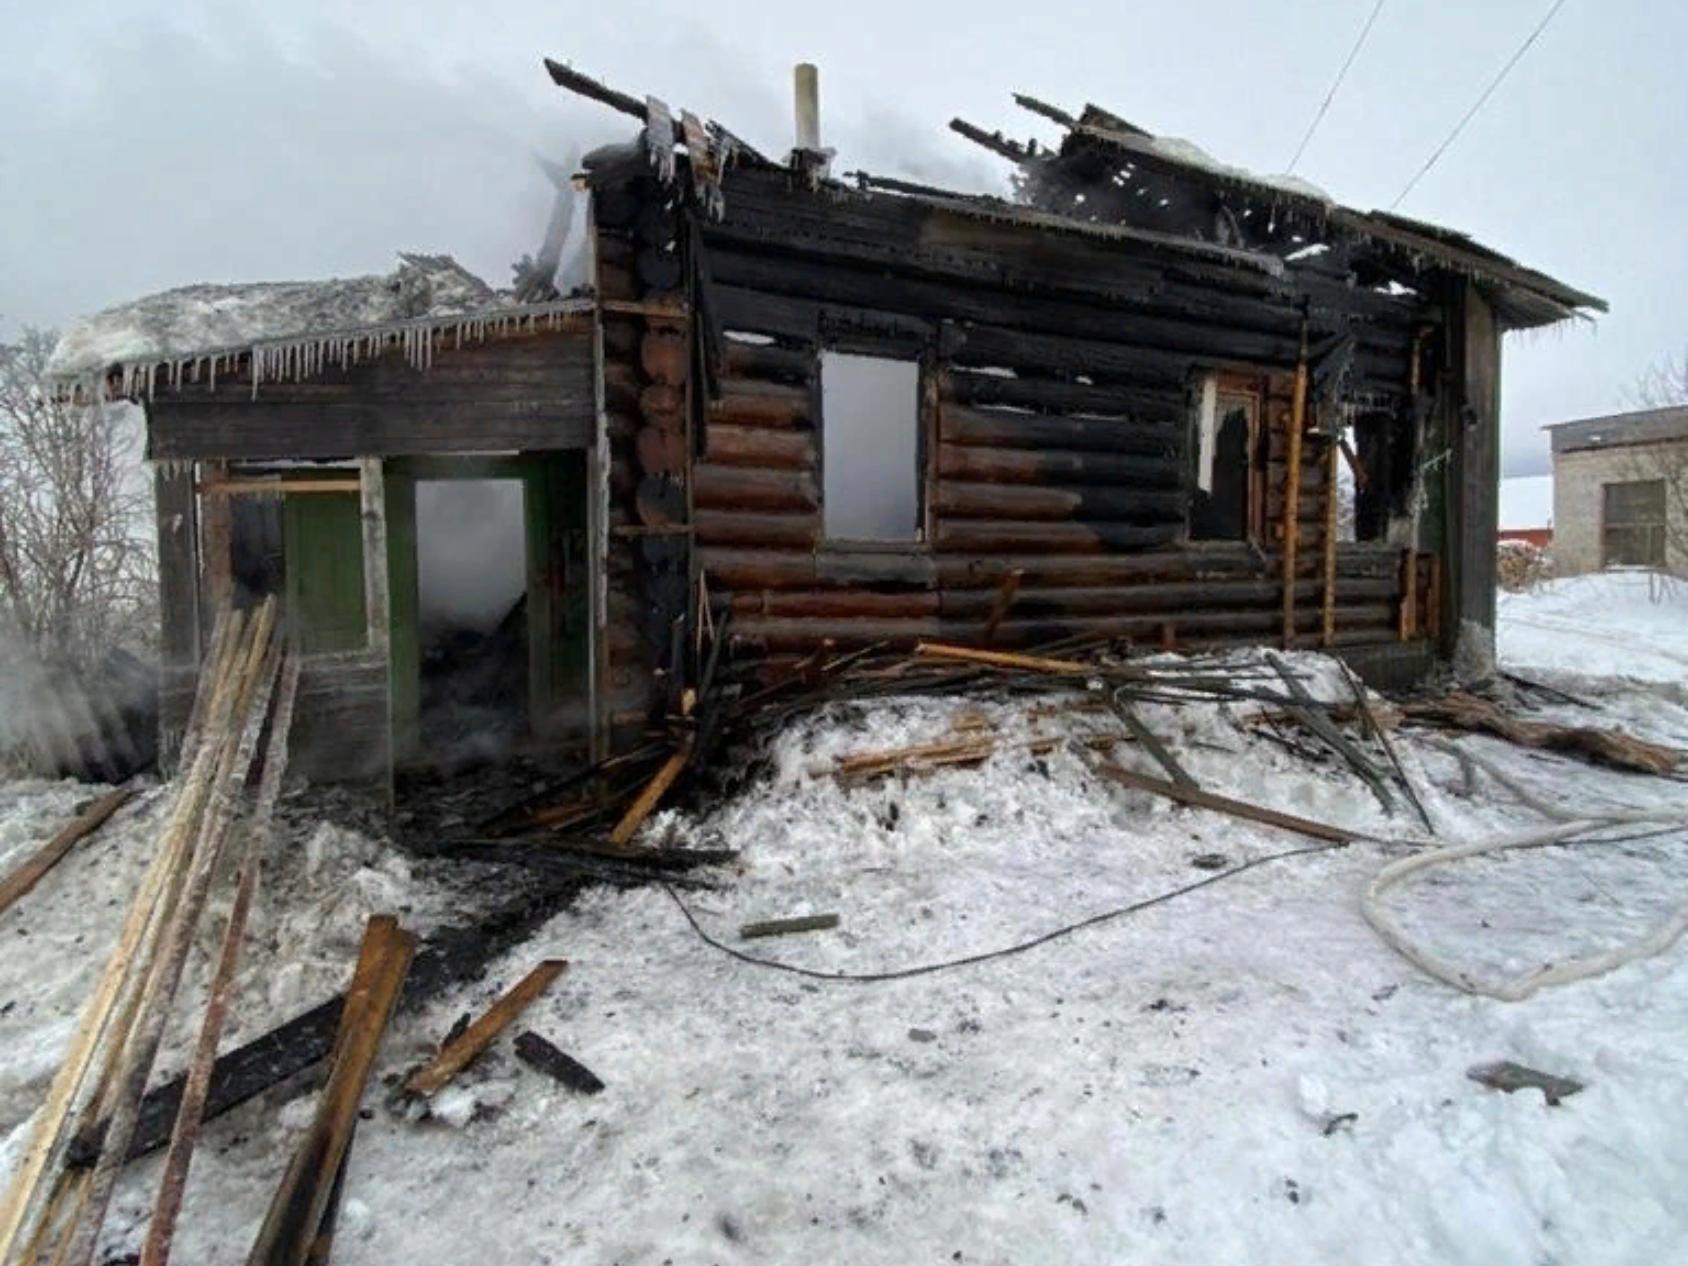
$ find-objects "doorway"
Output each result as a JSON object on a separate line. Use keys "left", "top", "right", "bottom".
{"left": 384, "top": 453, "right": 590, "bottom": 770}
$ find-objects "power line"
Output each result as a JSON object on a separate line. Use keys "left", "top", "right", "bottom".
{"left": 1391, "top": 0, "right": 1570, "bottom": 210}
{"left": 1287, "top": 0, "right": 1388, "bottom": 174}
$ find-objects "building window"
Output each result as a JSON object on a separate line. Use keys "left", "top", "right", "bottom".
{"left": 820, "top": 352, "right": 920, "bottom": 541}
{"left": 1602, "top": 479, "right": 1666, "bottom": 567}
{"left": 1190, "top": 373, "right": 1257, "bottom": 541}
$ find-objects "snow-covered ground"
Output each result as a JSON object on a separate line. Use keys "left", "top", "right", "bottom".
{"left": 1499, "top": 570, "right": 1688, "bottom": 687}
{"left": 2, "top": 636, "right": 1686, "bottom": 1265}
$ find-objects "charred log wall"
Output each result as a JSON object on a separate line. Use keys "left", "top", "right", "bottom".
{"left": 594, "top": 185, "right": 693, "bottom": 749}
{"left": 597, "top": 164, "right": 1438, "bottom": 686}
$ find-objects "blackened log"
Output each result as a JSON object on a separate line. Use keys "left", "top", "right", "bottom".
{"left": 694, "top": 463, "right": 819, "bottom": 513}
{"left": 639, "top": 330, "right": 687, "bottom": 385}
{"left": 940, "top": 369, "right": 1179, "bottom": 418}
{"left": 708, "top": 379, "right": 810, "bottom": 427}
{"left": 694, "top": 509, "right": 819, "bottom": 548}
{"left": 723, "top": 340, "right": 814, "bottom": 382}
{"left": 934, "top": 479, "right": 1185, "bottom": 523}
{"left": 99, "top": 873, "right": 585, "bottom": 1167}
{"left": 936, "top": 442, "right": 1182, "bottom": 487}
{"left": 940, "top": 404, "right": 1182, "bottom": 456}
{"left": 727, "top": 589, "right": 941, "bottom": 619}
{"left": 933, "top": 518, "right": 1182, "bottom": 553}
{"left": 938, "top": 576, "right": 1395, "bottom": 618}
{"left": 703, "top": 424, "right": 815, "bottom": 469}
{"left": 513, "top": 1032, "right": 604, "bottom": 1094}
{"left": 635, "top": 425, "right": 685, "bottom": 475}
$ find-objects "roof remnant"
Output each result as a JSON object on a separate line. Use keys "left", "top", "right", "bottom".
{"left": 543, "top": 59, "right": 1600, "bottom": 329}
{"left": 47, "top": 255, "right": 591, "bottom": 401}
{"left": 1546, "top": 405, "right": 1688, "bottom": 454}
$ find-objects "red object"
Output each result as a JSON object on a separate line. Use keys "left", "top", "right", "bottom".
{"left": 1498, "top": 528, "right": 1552, "bottom": 548}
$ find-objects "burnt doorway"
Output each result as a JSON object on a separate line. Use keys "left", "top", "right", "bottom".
{"left": 385, "top": 454, "right": 590, "bottom": 770}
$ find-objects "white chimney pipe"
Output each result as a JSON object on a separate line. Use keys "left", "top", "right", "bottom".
{"left": 794, "top": 63, "right": 821, "bottom": 151}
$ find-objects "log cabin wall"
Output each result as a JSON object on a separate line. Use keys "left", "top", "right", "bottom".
{"left": 593, "top": 182, "right": 695, "bottom": 750}
{"left": 586, "top": 163, "right": 1443, "bottom": 681}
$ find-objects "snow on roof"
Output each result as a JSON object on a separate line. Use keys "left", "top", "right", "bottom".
{"left": 47, "top": 254, "right": 498, "bottom": 381}
{"left": 1140, "top": 134, "right": 1333, "bottom": 207}
{"left": 1499, "top": 473, "right": 1554, "bottom": 529}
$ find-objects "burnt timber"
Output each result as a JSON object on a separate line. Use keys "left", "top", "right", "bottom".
{"left": 70, "top": 59, "right": 1600, "bottom": 787}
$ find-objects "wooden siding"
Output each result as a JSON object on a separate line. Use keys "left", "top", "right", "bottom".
{"left": 145, "top": 334, "right": 595, "bottom": 461}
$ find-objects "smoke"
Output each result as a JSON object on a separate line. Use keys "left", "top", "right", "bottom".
{"left": 415, "top": 480, "right": 526, "bottom": 634}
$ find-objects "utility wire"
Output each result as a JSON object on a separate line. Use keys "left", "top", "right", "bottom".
{"left": 1287, "top": 0, "right": 1388, "bottom": 174}
{"left": 661, "top": 841, "right": 1347, "bottom": 984}
{"left": 1390, "top": 0, "right": 1570, "bottom": 209}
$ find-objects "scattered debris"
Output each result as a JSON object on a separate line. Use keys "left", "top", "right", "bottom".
{"left": 1403, "top": 692, "right": 1683, "bottom": 776}
{"left": 512, "top": 1032, "right": 604, "bottom": 1094}
{"left": 740, "top": 913, "right": 840, "bottom": 940}
{"left": 403, "top": 960, "right": 569, "bottom": 1100}
{"left": 1466, "top": 1060, "right": 1585, "bottom": 1106}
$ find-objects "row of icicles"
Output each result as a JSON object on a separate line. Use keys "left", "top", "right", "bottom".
{"left": 67, "top": 298, "right": 593, "bottom": 405}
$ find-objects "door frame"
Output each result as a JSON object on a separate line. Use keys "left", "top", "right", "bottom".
{"left": 383, "top": 453, "right": 592, "bottom": 766}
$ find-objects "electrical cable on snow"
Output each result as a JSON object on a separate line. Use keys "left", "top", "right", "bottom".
{"left": 665, "top": 807, "right": 1688, "bottom": 995}
{"left": 662, "top": 841, "right": 1348, "bottom": 984}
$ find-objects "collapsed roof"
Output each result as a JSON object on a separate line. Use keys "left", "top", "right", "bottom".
{"left": 549, "top": 62, "right": 1604, "bottom": 331}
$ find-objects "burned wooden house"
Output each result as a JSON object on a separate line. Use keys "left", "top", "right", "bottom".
{"left": 51, "top": 61, "right": 1603, "bottom": 789}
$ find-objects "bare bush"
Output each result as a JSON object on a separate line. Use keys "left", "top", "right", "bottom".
{"left": 0, "top": 327, "right": 155, "bottom": 663}
{"left": 1497, "top": 540, "right": 1553, "bottom": 592}
{"left": 1616, "top": 348, "right": 1688, "bottom": 576}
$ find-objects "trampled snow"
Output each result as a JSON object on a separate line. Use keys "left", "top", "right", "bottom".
{"left": 1499, "top": 571, "right": 1688, "bottom": 686}
{"left": 2, "top": 635, "right": 1685, "bottom": 1264}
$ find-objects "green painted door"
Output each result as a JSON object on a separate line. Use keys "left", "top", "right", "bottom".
{"left": 283, "top": 493, "right": 367, "bottom": 654}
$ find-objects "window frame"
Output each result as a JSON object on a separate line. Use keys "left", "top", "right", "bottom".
{"left": 815, "top": 345, "right": 930, "bottom": 549}
{"left": 1601, "top": 478, "right": 1666, "bottom": 568}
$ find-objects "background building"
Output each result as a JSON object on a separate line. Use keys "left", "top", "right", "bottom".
{"left": 1548, "top": 406, "right": 1688, "bottom": 575}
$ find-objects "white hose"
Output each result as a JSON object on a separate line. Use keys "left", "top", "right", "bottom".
{"left": 1362, "top": 812, "right": 1688, "bottom": 1001}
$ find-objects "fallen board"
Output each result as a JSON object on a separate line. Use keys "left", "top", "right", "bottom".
{"left": 76, "top": 871, "right": 586, "bottom": 1168}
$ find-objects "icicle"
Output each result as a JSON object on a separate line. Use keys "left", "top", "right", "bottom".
{"left": 209, "top": 355, "right": 217, "bottom": 392}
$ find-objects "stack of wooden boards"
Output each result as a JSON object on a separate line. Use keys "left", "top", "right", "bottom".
{"left": 0, "top": 600, "right": 314, "bottom": 1266}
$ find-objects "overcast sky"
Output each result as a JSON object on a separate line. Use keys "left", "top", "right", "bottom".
{"left": 3, "top": 0, "right": 1683, "bottom": 475}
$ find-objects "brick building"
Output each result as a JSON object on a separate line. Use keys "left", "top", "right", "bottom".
{"left": 1548, "top": 405, "right": 1688, "bottom": 574}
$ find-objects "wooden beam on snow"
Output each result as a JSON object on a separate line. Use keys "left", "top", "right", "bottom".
{"left": 0, "top": 787, "right": 134, "bottom": 920}
{"left": 402, "top": 960, "right": 569, "bottom": 1099}
{"left": 1093, "top": 759, "right": 1357, "bottom": 845}
{"left": 246, "top": 914, "right": 415, "bottom": 1266}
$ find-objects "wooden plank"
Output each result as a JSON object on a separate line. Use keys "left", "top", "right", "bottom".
{"left": 1279, "top": 328, "right": 1308, "bottom": 647}
{"left": 402, "top": 960, "right": 569, "bottom": 1098}
{"left": 1094, "top": 760, "right": 1356, "bottom": 844}
{"left": 247, "top": 915, "right": 416, "bottom": 1266}
{"left": 201, "top": 460, "right": 234, "bottom": 614}
{"left": 1109, "top": 698, "right": 1197, "bottom": 789}
{"left": 197, "top": 479, "right": 363, "bottom": 496}
{"left": 0, "top": 788, "right": 134, "bottom": 920}
{"left": 66, "top": 609, "right": 283, "bottom": 1266}
{"left": 740, "top": 914, "right": 840, "bottom": 939}
{"left": 357, "top": 459, "right": 390, "bottom": 657}
{"left": 912, "top": 642, "right": 1094, "bottom": 676}
{"left": 1321, "top": 439, "right": 1340, "bottom": 645}
{"left": 140, "top": 656, "right": 301, "bottom": 1266}
{"left": 608, "top": 737, "right": 695, "bottom": 846}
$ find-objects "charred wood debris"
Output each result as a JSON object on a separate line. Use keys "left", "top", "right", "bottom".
{"left": 3, "top": 586, "right": 1679, "bottom": 1265}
